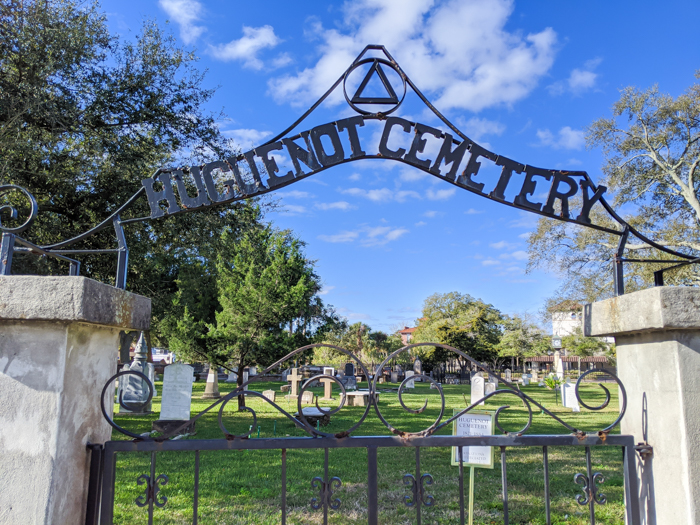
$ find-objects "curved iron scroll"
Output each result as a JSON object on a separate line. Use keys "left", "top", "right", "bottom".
{"left": 100, "top": 342, "right": 627, "bottom": 442}
{"left": 2, "top": 45, "right": 697, "bottom": 287}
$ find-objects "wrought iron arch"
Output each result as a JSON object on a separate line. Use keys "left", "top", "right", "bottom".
{"left": 1, "top": 45, "right": 697, "bottom": 291}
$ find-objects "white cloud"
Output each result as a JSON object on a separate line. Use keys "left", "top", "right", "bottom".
{"left": 489, "top": 240, "right": 514, "bottom": 249}
{"left": 340, "top": 187, "right": 422, "bottom": 203}
{"left": 510, "top": 212, "right": 538, "bottom": 228}
{"left": 482, "top": 259, "right": 500, "bottom": 266}
{"left": 159, "top": 0, "right": 206, "bottom": 44}
{"left": 284, "top": 190, "right": 313, "bottom": 199}
{"left": 348, "top": 173, "right": 362, "bottom": 181}
{"left": 464, "top": 208, "right": 483, "bottom": 215}
{"left": 536, "top": 126, "right": 585, "bottom": 150}
{"left": 415, "top": 221, "right": 427, "bottom": 226}
{"left": 209, "top": 25, "right": 281, "bottom": 70}
{"left": 518, "top": 232, "right": 530, "bottom": 239}
{"left": 315, "top": 201, "right": 356, "bottom": 211}
{"left": 423, "top": 210, "right": 438, "bottom": 217}
{"left": 426, "top": 188, "right": 456, "bottom": 200}
{"left": 318, "top": 224, "right": 409, "bottom": 246}
{"left": 499, "top": 250, "right": 528, "bottom": 260}
{"left": 460, "top": 117, "right": 506, "bottom": 140}
{"left": 318, "top": 230, "right": 359, "bottom": 243}
{"left": 548, "top": 58, "right": 602, "bottom": 95}
{"left": 267, "top": 0, "right": 557, "bottom": 112}
{"left": 282, "top": 204, "right": 307, "bottom": 215}
{"left": 222, "top": 128, "right": 273, "bottom": 148}
{"left": 318, "top": 285, "right": 335, "bottom": 296}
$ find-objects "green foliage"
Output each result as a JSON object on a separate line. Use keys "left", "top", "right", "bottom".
{"left": 497, "top": 315, "right": 550, "bottom": 360}
{"left": 0, "top": 0, "right": 263, "bottom": 338}
{"left": 527, "top": 72, "right": 700, "bottom": 301}
{"left": 412, "top": 292, "right": 505, "bottom": 369}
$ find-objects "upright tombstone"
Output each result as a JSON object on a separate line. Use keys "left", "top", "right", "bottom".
{"left": 225, "top": 367, "right": 238, "bottom": 383}
{"left": 584, "top": 287, "right": 700, "bottom": 524}
{"left": 404, "top": 370, "right": 415, "bottom": 388}
{"left": 242, "top": 370, "right": 249, "bottom": 391}
{"left": 249, "top": 366, "right": 257, "bottom": 376}
{"left": 504, "top": 369, "right": 512, "bottom": 382}
{"left": 119, "top": 333, "right": 153, "bottom": 413}
{"left": 531, "top": 371, "right": 538, "bottom": 382}
{"left": 471, "top": 375, "right": 485, "bottom": 406}
{"left": 484, "top": 381, "right": 496, "bottom": 396}
{"left": 321, "top": 367, "right": 335, "bottom": 400}
{"left": 202, "top": 364, "right": 220, "bottom": 399}
{"left": 0, "top": 276, "right": 150, "bottom": 525}
{"left": 288, "top": 368, "right": 302, "bottom": 398}
{"left": 391, "top": 371, "right": 398, "bottom": 383}
{"left": 561, "top": 379, "right": 580, "bottom": 412}
{"left": 345, "top": 362, "right": 355, "bottom": 378}
{"left": 153, "top": 363, "right": 195, "bottom": 434}
{"left": 521, "top": 374, "right": 530, "bottom": 386}
{"left": 414, "top": 357, "right": 422, "bottom": 380}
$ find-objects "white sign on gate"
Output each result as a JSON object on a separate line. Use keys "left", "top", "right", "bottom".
{"left": 451, "top": 410, "right": 495, "bottom": 468}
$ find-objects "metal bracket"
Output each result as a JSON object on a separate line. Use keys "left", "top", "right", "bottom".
{"left": 635, "top": 443, "right": 653, "bottom": 461}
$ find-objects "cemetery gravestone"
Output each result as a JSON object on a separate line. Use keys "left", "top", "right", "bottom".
{"left": 263, "top": 390, "right": 276, "bottom": 403}
{"left": 345, "top": 363, "right": 355, "bottom": 377}
{"left": 301, "top": 390, "right": 314, "bottom": 404}
{"left": 414, "top": 358, "right": 422, "bottom": 381}
{"left": 522, "top": 374, "right": 530, "bottom": 386}
{"left": 288, "top": 368, "right": 302, "bottom": 398}
{"left": 504, "top": 369, "right": 512, "bottom": 382}
{"left": 531, "top": 371, "right": 538, "bottom": 382}
{"left": 561, "top": 379, "right": 581, "bottom": 412}
{"left": 391, "top": 371, "right": 398, "bottom": 383}
{"left": 153, "top": 364, "right": 195, "bottom": 434}
{"left": 405, "top": 370, "right": 415, "bottom": 389}
{"left": 249, "top": 366, "right": 257, "bottom": 376}
{"left": 243, "top": 370, "right": 249, "bottom": 391}
{"left": 225, "top": 368, "right": 238, "bottom": 383}
{"left": 471, "top": 375, "right": 485, "bottom": 406}
{"left": 485, "top": 381, "right": 496, "bottom": 396}
{"left": 321, "top": 367, "right": 335, "bottom": 400}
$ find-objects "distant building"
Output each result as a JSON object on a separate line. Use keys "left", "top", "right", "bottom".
{"left": 551, "top": 300, "right": 583, "bottom": 337}
{"left": 398, "top": 326, "right": 417, "bottom": 345}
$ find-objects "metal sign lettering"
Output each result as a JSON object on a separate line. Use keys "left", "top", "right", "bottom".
{"left": 0, "top": 45, "right": 697, "bottom": 290}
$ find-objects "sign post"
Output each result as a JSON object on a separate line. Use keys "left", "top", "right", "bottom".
{"left": 452, "top": 410, "right": 495, "bottom": 525}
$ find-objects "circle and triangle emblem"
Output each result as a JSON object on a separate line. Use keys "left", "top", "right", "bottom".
{"left": 343, "top": 57, "right": 406, "bottom": 115}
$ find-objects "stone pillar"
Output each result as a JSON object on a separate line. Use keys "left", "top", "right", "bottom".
{"left": 584, "top": 286, "right": 700, "bottom": 525}
{"left": 0, "top": 276, "right": 150, "bottom": 525}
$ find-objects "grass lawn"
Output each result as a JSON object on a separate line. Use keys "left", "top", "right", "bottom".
{"left": 111, "top": 378, "right": 626, "bottom": 524}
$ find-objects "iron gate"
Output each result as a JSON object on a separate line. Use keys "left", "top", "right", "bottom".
{"left": 86, "top": 343, "right": 642, "bottom": 525}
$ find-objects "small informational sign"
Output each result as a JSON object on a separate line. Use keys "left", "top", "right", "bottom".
{"left": 552, "top": 336, "right": 562, "bottom": 349}
{"left": 451, "top": 410, "right": 495, "bottom": 468}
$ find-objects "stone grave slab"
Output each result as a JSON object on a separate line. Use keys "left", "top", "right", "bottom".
{"left": 153, "top": 364, "right": 195, "bottom": 435}
{"left": 471, "top": 375, "right": 485, "bottom": 406}
{"left": 263, "top": 390, "right": 276, "bottom": 403}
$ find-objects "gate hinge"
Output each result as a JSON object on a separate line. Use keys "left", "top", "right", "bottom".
{"left": 635, "top": 443, "right": 653, "bottom": 460}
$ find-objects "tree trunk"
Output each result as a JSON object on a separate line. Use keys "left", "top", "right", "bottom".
{"left": 237, "top": 360, "right": 246, "bottom": 410}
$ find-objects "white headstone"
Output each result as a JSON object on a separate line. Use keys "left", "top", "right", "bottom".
{"left": 243, "top": 370, "right": 249, "bottom": 391}
{"left": 405, "top": 370, "right": 415, "bottom": 388}
{"left": 485, "top": 381, "right": 496, "bottom": 396}
{"left": 531, "top": 371, "right": 538, "bottom": 382}
{"left": 471, "top": 376, "right": 485, "bottom": 406}
{"left": 504, "top": 369, "right": 512, "bottom": 382}
{"left": 159, "top": 364, "right": 194, "bottom": 421}
{"left": 249, "top": 366, "right": 257, "bottom": 376}
{"left": 263, "top": 390, "right": 276, "bottom": 402}
{"left": 323, "top": 367, "right": 335, "bottom": 376}
{"left": 225, "top": 368, "right": 238, "bottom": 383}
{"left": 561, "top": 379, "right": 581, "bottom": 412}
{"left": 301, "top": 390, "right": 314, "bottom": 404}
{"left": 522, "top": 374, "right": 530, "bottom": 386}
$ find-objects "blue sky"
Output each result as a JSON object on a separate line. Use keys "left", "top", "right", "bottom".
{"left": 102, "top": 0, "right": 700, "bottom": 332}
